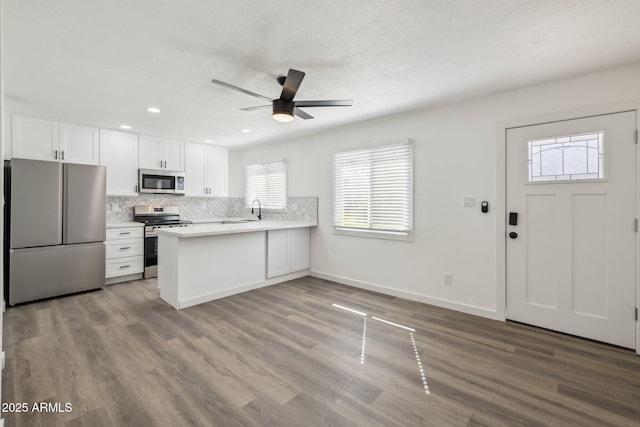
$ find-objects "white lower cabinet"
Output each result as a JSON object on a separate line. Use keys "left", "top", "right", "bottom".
{"left": 267, "top": 228, "right": 310, "bottom": 278}
{"left": 105, "top": 225, "right": 144, "bottom": 283}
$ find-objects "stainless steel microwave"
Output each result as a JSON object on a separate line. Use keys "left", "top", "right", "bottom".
{"left": 139, "top": 169, "right": 185, "bottom": 194}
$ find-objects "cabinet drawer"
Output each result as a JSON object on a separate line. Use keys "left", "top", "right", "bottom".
{"left": 106, "top": 227, "right": 143, "bottom": 240}
{"left": 105, "top": 238, "right": 143, "bottom": 259}
{"left": 106, "top": 255, "right": 143, "bottom": 278}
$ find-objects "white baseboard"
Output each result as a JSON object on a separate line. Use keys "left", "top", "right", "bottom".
{"left": 309, "top": 270, "right": 499, "bottom": 320}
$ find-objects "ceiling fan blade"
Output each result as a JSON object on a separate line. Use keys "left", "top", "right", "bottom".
{"left": 240, "top": 104, "right": 272, "bottom": 112}
{"left": 294, "top": 107, "right": 314, "bottom": 120}
{"left": 211, "top": 79, "right": 272, "bottom": 102}
{"left": 280, "top": 69, "right": 305, "bottom": 102}
{"left": 294, "top": 100, "right": 353, "bottom": 108}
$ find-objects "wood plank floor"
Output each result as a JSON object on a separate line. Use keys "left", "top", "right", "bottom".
{"left": 3, "top": 276, "right": 640, "bottom": 426}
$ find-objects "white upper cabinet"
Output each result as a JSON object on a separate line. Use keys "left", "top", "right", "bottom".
{"left": 185, "top": 142, "right": 207, "bottom": 196}
{"left": 59, "top": 123, "right": 100, "bottom": 165}
{"left": 100, "top": 130, "right": 139, "bottom": 196}
{"left": 11, "top": 116, "right": 59, "bottom": 161}
{"left": 207, "top": 145, "right": 228, "bottom": 197}
{"left": 11, "top": 116, "right": 99, "bottom": 165}
{"left": 139, "top": 135, "right": 184, "bottom": 171}
{"left": 163, "top": 139, "right": 185, "bottom": 171}
{"left": 185, "top": 142, "right": 228, "bottom": 197}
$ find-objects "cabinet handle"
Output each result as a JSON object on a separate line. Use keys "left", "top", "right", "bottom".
{"left": 160, "top": 160, "right": 163, "bottom": 168}
{"left": 54, "top": 150, "right": 58, "bottom": 160}
{"left": 164, "top": 160, "right": 167, "bottom": 168}
{"left": 135, "top": 184, "right": 138, "bottom": 193}
{"left": 61, "top": 150, "right": 65, "bottom": 160}
{"left": 119, "top": 232, "right": 131, "bottom": 235}
{"left": 119, "top": 265, "right": 131, "bottom": 269}
{"left": 119, "top": 246, "right": 131, "bottom": 250}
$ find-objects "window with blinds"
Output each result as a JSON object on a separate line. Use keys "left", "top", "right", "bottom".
{"left": 333, "top": 141, "right": 413, "bottom": 237}
{"left": 246, "top": 160, "right": 287, "bottom": 209}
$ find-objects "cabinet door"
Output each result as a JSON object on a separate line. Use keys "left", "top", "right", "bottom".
{"left": 207, "top": 145, "right": 228, "bottom": 197}
{"left": 289, "top": 228, "right": 310, "bottom": 272}
{"left": 185, "top": 142, "right": 207, "bottom": 196}
{"left": 100, "top": 130, "right": 139, "bottom": 196}
{"left": 11, "top": 115, "right": 59, "bottom": 161}
{"left": 162, "top": 138, "right": 185, "bottom": 171}
{"left": 138, "top": 135, "right": 163, "bottom": 169}
{"left": 267, "top": 229, "right": 290, "bottom": 278}
{"left": 59, "top": 123, "right": 100, "bottom": 165}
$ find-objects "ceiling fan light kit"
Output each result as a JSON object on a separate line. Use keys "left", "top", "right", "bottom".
{"left": 272, "top": 99, "right": 295, "bottom": 122}
{"left": 211, "top": 68, "right": 353, "bottom": 123}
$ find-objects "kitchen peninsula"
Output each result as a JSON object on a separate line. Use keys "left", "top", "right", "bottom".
{"left": 157, "top": 220, "right": 316, "bottom": 309}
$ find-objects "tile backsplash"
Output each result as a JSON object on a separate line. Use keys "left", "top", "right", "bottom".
{"left": 106, "top": 195, "right": 318, "bottom": 224}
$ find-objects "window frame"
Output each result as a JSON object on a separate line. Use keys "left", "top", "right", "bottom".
{"left": 526, "top": 130, "right": 607, "bottom": 184}
{"left": 333, "top": 140, "right": 414, "bottom": 241}
{"left": 245, "top": 160, "right": 287, "bottom": 211}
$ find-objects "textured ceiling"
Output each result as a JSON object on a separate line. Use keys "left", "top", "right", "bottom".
{"left": 4, "top": 0, "right": 640, "bottom": 148}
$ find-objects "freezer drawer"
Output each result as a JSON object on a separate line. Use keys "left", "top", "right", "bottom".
{"left": 9, "top": 242, "right": 105, "bottom": 305}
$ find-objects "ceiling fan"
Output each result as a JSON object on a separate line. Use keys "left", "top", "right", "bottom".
{"left": 211, "top": 68, "right": 353, "bottom": 122}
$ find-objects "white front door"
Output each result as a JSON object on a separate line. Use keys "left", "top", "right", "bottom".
{"left": 506, "top": 111, "right": 637, "bottom": 349}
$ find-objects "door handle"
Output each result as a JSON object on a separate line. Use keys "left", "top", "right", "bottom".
{"left": 509, "top": 232, "right": 518, "bottom": 239}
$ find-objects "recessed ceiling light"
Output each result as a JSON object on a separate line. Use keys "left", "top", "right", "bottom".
{"left": 146, "top": 107, "right": 161, "bottom": 113}
{"left": 205, "top": 139, "right": 213, "bottom": 143}
{"left": 241, "top": 129, "right": 251, "bottom": 133}
{"left": 120, "top": 124, "right": 132, "bottom": 130}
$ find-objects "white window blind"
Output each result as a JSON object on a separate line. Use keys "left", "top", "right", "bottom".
{"left": 246, "top": 160, "right": 287, "bottom": 209}
{"left": 334, "top": 141, "right": 413, "bottom": 234}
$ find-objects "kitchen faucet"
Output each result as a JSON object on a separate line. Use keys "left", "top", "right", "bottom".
{"left": 251, "top": 199, "right": 262, "bottom": 220}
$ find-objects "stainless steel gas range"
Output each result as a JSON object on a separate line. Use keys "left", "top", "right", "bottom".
{"left": 133, "top": 206, "right": 192, "bottom": 278}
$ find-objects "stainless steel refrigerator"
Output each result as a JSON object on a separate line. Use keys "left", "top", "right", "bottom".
{"left": 4, "top": 158, "right": 106, "bottom": 305}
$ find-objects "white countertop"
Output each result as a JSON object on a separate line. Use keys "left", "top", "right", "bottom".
{"left": 106, "top": 222, "right": 144, "bottom": 228}
{"left": 157, "top": 220, "right": 317, "bottom": 238}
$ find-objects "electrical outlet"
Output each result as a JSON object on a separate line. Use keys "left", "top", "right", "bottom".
{"left": 443, "top": 273, "right": 452, "bottom": 285}
{"left": 463, "top": 196, "right": 476, "bottom": 207}
{"left": 111, "top": 202, "right": 121, "bottom": 212}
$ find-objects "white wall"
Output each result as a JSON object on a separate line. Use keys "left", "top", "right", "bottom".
{"left": 229, "top": 62, "right": 640, "bottom": 319}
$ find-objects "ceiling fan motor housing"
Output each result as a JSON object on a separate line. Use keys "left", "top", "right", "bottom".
{"left": 272, "top": 99, "right": 295, "bottom": 121}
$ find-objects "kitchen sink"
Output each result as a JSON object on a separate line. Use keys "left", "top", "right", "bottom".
{"left": 220, "top": 218, "right": 259, "bottom": 224}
